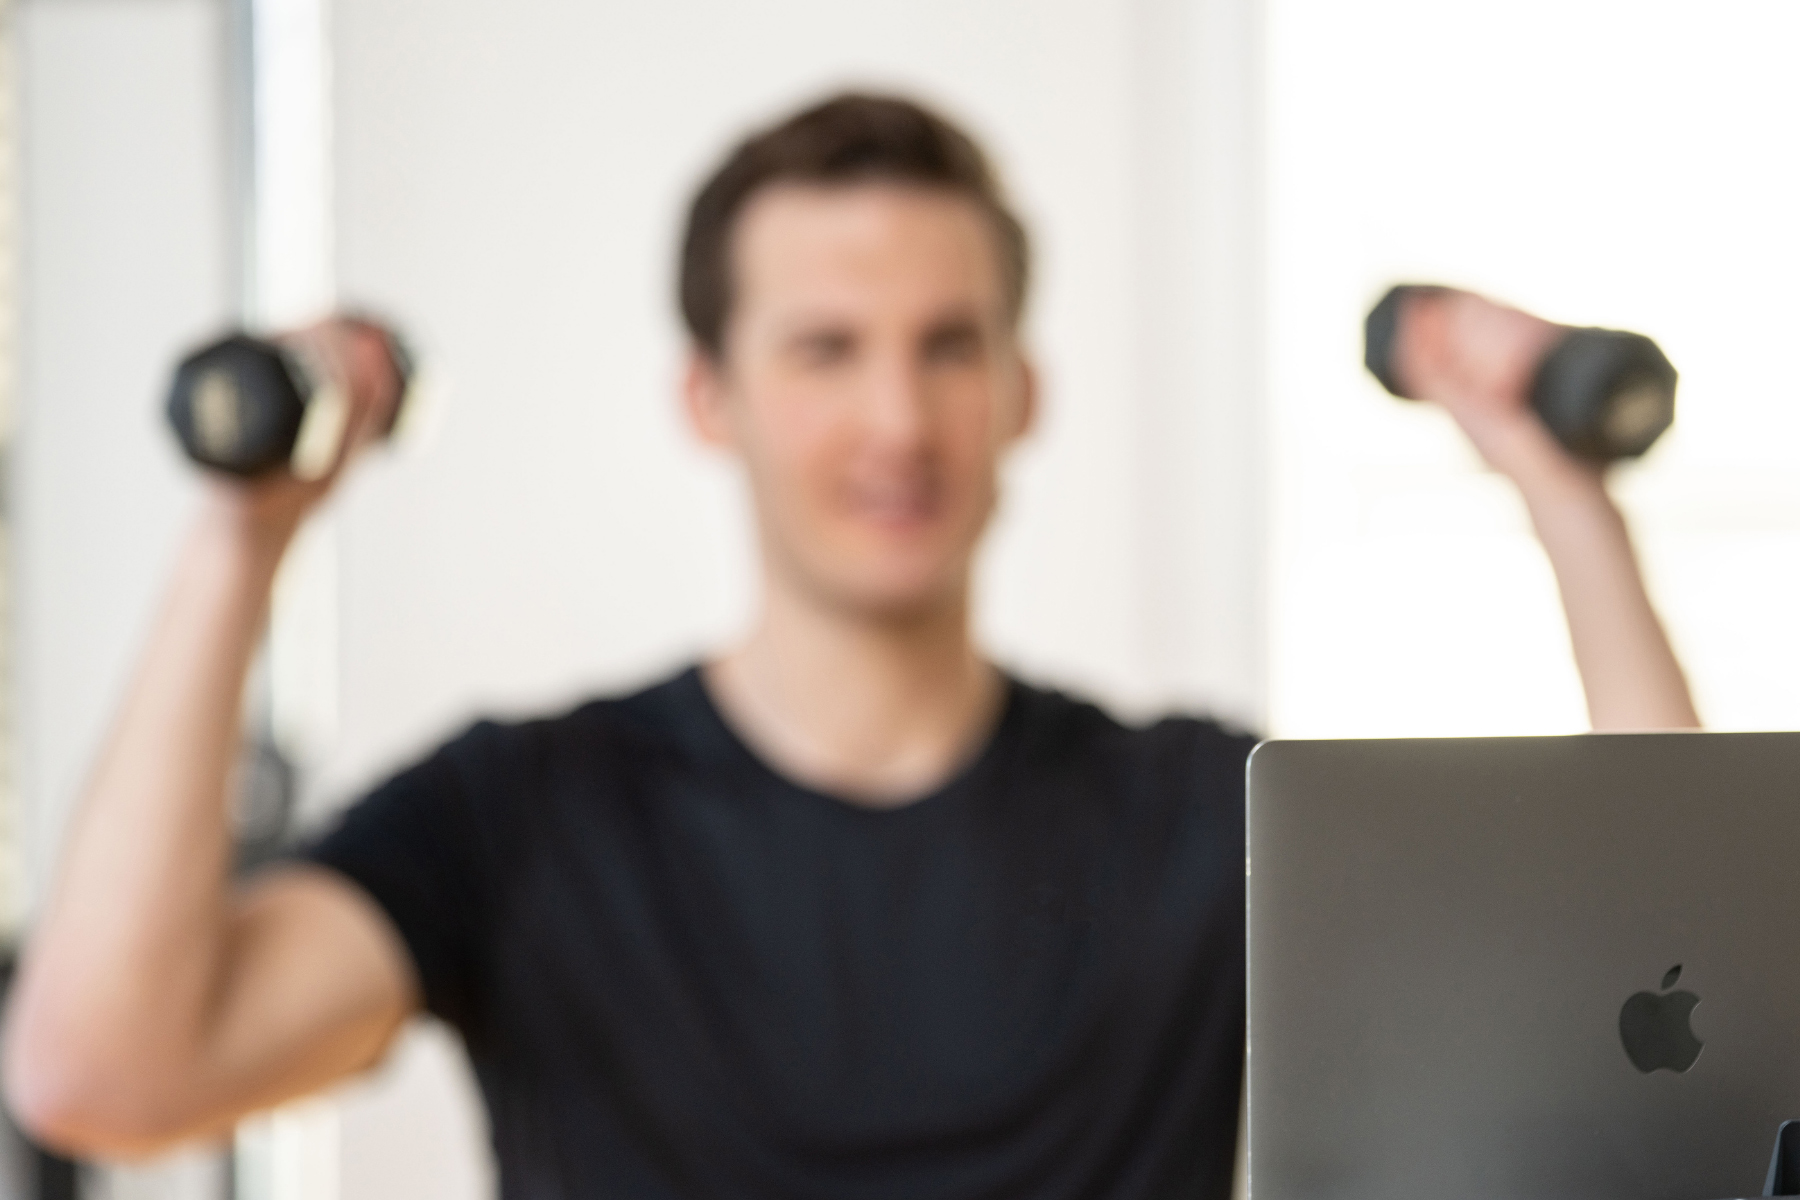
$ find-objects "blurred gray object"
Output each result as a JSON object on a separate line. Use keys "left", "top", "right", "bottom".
{"left": 1249, "top": 731, "right": 1800, "bottom": 1200}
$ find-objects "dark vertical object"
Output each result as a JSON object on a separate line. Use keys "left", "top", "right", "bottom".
{"left": 223, "top": 0, "right": 258, "bottom": 323}
{"left": 34, "top": 1151, "right": 79, "bottom": 1200}
{"left": 0, "top": 949, "right": 83, "bottom": 1198}
{"left": 1765, "top": 1121, "right": 1800, "bottom": 1196}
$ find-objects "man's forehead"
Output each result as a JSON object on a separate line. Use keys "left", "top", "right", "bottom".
{"left": 731, "top": 181, "right": 1006, "bottom": 318}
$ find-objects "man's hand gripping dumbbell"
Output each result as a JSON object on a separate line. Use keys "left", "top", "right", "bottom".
{"left": 167, "top": 314, "right": 412, "bottom": 497}
{"left": 1365, "top": 285, "right": 1676, "bottom": 465}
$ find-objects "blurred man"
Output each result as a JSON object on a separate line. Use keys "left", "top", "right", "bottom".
{"left": 2, "top": 94, "right": 1696, "bottom": 1197}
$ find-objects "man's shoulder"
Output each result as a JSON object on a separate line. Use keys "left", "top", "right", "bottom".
{"left": 1005, "top": 673, "right": 1260, "bottom": 771}
{"left": 999, "top": 677, "right": 1252, "bottom": 879}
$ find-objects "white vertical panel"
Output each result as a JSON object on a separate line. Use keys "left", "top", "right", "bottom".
{"left": 243, "top": 0, "right": 346, "bottom": 1195}
{"left": 1131, "top": 0, "right": 1268, "bottom": 729}
{"left": 236, "top": 1100, "right": 338, "bottom": 1200}
{"left": 251, "top": 0, "right": 333, "bottom": 329}
{"left": 253, "top": 0, "right": 340, "bottom": 769}
{"left": 0, "top": 0, "right": 22, "bottom": 945}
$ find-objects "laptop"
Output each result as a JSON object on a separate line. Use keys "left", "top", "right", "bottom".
{"left": 1247, "top": 731, "right": 1800, "bottom": 1200}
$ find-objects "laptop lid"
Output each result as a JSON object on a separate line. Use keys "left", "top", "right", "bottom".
{"left": 1247, "top": 732, "right": 1800, "bottom": 1200}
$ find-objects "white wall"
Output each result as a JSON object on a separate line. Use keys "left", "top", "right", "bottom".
{"left": 319, "top": 0, "right": 1264, "bottom": 793}
{"left": 15, "top": 0, "right": 226, "bottom": 911}
{"left": 15, "top": 1, "right": 235, "bottom": 1195}
{"left": 317, "top": 2, "right": 1265, "bottom": 1197}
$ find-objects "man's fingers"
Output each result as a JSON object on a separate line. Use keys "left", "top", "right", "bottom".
{"left": 282, "top": 319, "right": 403, "bottom": 486}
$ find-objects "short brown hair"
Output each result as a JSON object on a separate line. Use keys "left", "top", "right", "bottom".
{"left": 679, "top": 92, "right": 1031, "bottom": 358}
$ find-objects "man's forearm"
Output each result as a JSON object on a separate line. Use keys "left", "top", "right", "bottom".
{"left": 4, "top": 499, "right": 291, "bottom": 1141}
{"left": 1514, "top": 466, "right": 1700, "bottom": 732}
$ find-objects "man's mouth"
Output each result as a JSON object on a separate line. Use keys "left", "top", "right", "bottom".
{"left": 843, "top": 480, "right": 941, "bottom": 527}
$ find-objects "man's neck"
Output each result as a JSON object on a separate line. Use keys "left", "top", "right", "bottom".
{"left": 704, "top": 577, "right": 1004, "bottom": 808}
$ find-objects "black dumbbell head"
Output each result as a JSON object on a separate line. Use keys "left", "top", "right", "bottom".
{"left": 166, "top": 334, "right": 310, "bottom": 476}
{"left": 1363, "top": 284, "right": 1447, "bottom": 399}
{"left": 1530, "top": 328, "right": 1677, "bottom": 461}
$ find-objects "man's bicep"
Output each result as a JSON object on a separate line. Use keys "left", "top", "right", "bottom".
{"left": 189, "top": 864, "right": 420, "bottom": 1126}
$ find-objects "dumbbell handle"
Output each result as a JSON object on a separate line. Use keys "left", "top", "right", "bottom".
{"left": 1364, "top": 285, "right": 1677, "bottom": 462}
{"left": 166, "top": 318, "right": 413, "bottom": 478}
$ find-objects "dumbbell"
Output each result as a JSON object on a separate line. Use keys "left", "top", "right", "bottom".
{"left": 1364, "top": 284, "right": 1677, "bottom": 462}
{"left": 166, "top": 317, "right": 414, "bottom": 477}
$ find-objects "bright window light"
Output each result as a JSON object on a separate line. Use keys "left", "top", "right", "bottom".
{"left": 1266, "top": 0, "right": 1800, "bottom": 737}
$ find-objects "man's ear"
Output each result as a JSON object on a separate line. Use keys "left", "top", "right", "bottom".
{"left": 682, "top": 347, "right": 737, "bottom": 449}
{"left": 1006, "top": 355, "right": 1039, "bottom": 445}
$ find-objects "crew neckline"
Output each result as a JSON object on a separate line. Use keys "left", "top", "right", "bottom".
{"left": 676, "top": 663, "right": 1024, "bottom": 817}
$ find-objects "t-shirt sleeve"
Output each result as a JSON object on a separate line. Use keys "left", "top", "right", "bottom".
{"left": 293, "top": 723, "right": 504, "bottom": 1032}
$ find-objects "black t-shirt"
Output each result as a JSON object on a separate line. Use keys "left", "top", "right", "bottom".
{"left": 302, "top": 666, "right": 1253, "bottom": 1199}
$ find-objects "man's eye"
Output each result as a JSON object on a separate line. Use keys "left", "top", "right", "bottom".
{"left": 923, "top": 327, "right": 983, "bottom": 365}
{"left": 795, "top": 333, "right": 855, "bottom": 366}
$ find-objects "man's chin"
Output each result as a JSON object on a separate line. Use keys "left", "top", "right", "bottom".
{"left": 807, "top": 563, "right": 970, "bottom": 625}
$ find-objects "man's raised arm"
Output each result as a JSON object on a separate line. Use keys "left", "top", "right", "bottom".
{"left": 2, "top": 320, "right": 419, "bottom": 1159}
{"left": 1399, "top": 289, "right": 1701, "bottom": 732}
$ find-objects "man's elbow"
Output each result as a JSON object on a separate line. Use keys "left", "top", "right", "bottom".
{"left": 3, "top": 1011, "right": 196, "bottom": 1160}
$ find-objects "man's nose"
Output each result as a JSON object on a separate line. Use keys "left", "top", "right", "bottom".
{"left": 861, "top": 352, "right": 931, "bottom": 448}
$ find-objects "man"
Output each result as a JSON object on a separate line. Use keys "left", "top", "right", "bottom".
{"left": 2, "top": 94, "right": 1696, "bottom": 1197}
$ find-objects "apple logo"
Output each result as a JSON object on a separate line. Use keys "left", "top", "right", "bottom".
{"left": 1620, "top": 964, "right": 1704, "bottom": 1074}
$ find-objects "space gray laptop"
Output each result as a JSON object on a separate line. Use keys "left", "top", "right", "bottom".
{"left": 1247, "top": 731, "right": 1800, "bottom": 1200}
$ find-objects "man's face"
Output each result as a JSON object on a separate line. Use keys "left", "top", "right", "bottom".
{"left": 686, "top": 182, "right": 1035, "bottom": 620}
